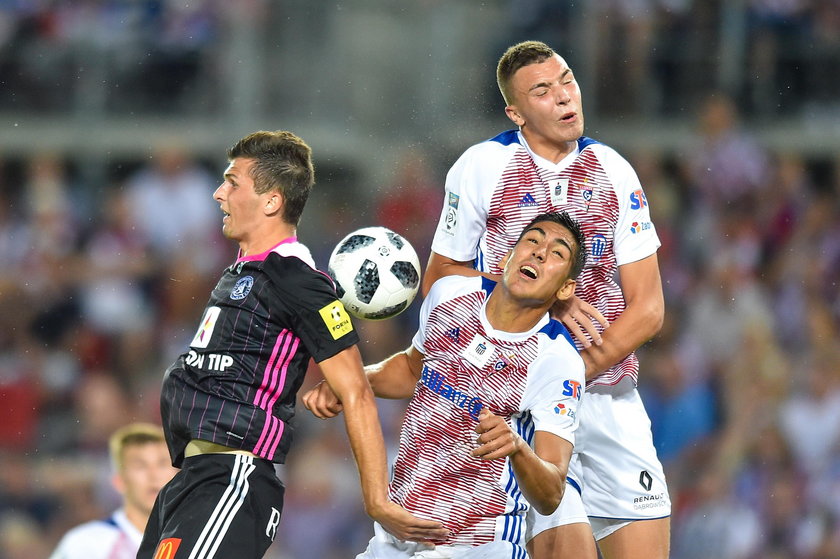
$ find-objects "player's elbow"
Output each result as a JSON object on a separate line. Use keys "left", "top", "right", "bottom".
{"left": 532, "top": 483, "right": 565, "bottom": 516}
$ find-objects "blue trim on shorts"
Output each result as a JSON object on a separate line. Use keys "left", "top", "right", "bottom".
{"left": 566, "top": 476, "right": 582, "bottom": 495}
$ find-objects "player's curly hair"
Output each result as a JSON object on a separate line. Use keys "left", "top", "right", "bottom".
{"left": 227, "top": 130, "right": 315, "bottom": 226}
{"left": 496, "top": 40, "right": 556, "bottom": 106}
{"left": 518, "top": 211, "right": 587, "bottom": 279}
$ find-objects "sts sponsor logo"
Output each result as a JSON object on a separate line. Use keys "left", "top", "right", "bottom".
{"left": 629, "top": 188, "right": 648, "bottom": 210}
{"left": 562, "top": 379, "right": 582, "bottom": 400}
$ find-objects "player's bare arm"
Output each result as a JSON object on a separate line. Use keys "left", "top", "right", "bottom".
{"left": 303, "top": 345, "right": 425, "bottom": 418}
{"left": 422, "top": 252, "right": 500, "bottom": 296}
{"left": 317, "top": 345, "right": 448, "bottom": 543}
{"left": 471, "top": 409, "right": 571, "bottom": 515}
{"left": 580, "top": 253, "right": 664, "bottom": 381}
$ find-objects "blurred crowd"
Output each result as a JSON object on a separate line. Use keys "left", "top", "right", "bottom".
{"left": 0, "top": 1, "right": 839, "bottom": 559}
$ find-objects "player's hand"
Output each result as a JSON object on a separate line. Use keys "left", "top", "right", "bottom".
{"left": 551, "top": 295, "right": 609, "bottom": 347}
{"left": 471, "top": 409, "right": 523, "bottom": 460}
{"left": 369, "top": 500, "right": 449, "bottom": 544}
{"left": 301, "top": 380, "right": 344, "bottom": 419}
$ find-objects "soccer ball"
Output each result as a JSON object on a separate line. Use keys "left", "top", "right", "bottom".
{"left": 328, "top": 226, "right": 422, "bottom": 321}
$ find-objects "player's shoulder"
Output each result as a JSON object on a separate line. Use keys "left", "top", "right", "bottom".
{"left": 427, "top": 275, "right": 494, "bottom": 307}
{"left": 536, "top": 319, "right": 580, "bottom": 358}
{"left": 459, "top": 130, "right": 524, "bottom": 163}
{"left": 53, "top": 518, "right": 121, "bottom": 555}
{"left": 577, "top": 136, "right": 635, "bottom": 175}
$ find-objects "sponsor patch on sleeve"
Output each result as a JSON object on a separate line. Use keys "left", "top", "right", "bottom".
{"left": 319, "top": 301, "right": 354, "bottom": 340}
{"left": 153, "top": 538, "right": 182, "bottom": 559}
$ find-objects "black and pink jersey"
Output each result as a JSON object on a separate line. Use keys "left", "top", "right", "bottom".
{"left": 391, "top": 275, "right": 585, "bottom": 549}
{"left": 160, "top": 238, "right": 357, "bottom": 467}
{"left": 431, "top": 130, "right": 661, "bottom": 387}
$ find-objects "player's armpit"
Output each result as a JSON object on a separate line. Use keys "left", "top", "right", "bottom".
{"left": 364, "top": 346, "right": 425, "bottom": 400}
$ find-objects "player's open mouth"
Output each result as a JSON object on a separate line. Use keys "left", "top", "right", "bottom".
{"left": 560, "top": 112, "right": 576, "bottom": 122}
{"left": 520, "top": 265, "right": 537, "bottom": 279}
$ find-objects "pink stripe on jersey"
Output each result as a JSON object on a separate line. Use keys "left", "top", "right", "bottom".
{"left": 253, "top": 329, "right": 300, "bottom": 459}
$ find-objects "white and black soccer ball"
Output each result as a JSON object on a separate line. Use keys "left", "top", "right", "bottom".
{"left": 328, "top": 226, "right": 421, "bottom": 321}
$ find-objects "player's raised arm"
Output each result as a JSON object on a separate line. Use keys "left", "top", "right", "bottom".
{"left": 317, "top": 345, "right": 448, "bottom": 543}
{"left": 579, "top": 253, "right": 664, "bottom": 380}
{"left": 422, "top": 251, "right": 498, "bottom": 296}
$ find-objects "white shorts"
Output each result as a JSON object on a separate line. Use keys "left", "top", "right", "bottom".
{"left": 525, "top": 478, "right": 589, "bottom": 541}
{"left": 529, "top": 378, "right": 671, "bottom": 541}
{"left": 356, "top": 522, "right": 525, "bottom": 559}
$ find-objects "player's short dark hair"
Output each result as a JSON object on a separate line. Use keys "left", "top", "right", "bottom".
{"left": 227, "top": 130, "right": 315, "bottom": 226}
{"left": 518, "top": 211, "right": 587, "bottom": 279}
{"left": 496, "top": 40, "right": 557, "bottom": 106}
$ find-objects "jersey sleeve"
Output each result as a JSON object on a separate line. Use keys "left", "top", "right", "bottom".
{"left": 264, "top": 254, "right": 359, "bottom": 363}
{"left": 601, "top": 147, "right": 662, "bottom": 266}
{"left": 430, "top": 144, "right": 499, "bottom": 262}
{"left": 521, "top": 342, "right": 585, "bottom": 445}
{"left": 411, "top": 275, "right": 480, "bottom": 352}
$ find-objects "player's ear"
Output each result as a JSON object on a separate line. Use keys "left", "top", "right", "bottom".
{"left": 264, "top": 192, "right": 283, "bottom": 216}
{"left": 499, "top": 250, "right": 513, "bottom": 271}
{"left": 504, "top": 105, "right": 525, "bottom": 127}
{"left": 111, "top": 472, "right": 127, "bottom": 497}
{"left": 554, "top": 278, "right": 576, "bottom": 302}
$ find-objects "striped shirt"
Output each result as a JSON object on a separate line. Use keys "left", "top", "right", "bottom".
{"left": 391, "top": 275, "right": 585, "bottom": 550}
{"left": 431, "top": 130, "right": 660, "bottom": 386}
{"left": 160, "top": 238, "right": 358, "bottom": 467}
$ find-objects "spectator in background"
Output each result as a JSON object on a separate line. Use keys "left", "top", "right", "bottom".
{"left": 49, "top": 423, "right": 176, "bottom": 559}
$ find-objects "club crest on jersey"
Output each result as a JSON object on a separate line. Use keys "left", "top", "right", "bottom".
{"left": 190, "top": 306, "right": 220, "bottom": 348}
{"left": 518, "top": 192, "right": 539, "bottom": 208}
{"left": 590, "top": 233, "right": 607, "bottom": 263}
{"left": 493, "top": 351, "right": 517, "bottom": 371}
{"left": 549, "top": 178, "right": 569, "bottom": 205}
{"left": 462, "top": 334, "right": 495, "bottom": 368}
{"left": 230, "top": 275, "right": 254, "bottom": 300}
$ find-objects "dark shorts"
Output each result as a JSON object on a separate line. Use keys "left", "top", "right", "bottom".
{"left": 138, "top": 453, "right": 285, "bottom": 559}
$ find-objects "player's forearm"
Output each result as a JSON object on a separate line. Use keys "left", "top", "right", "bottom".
{"left": 510, "top": 448, "right": 566, "bottom": 515}
{"left": 582, "top": 295, "right": 663, "bottom": 380}
{"left": 340, "top": 387, "right": 392, "bottom": 514}
{"left": 364, "top": 352, "right": 418, "bottom": 399}
{"left": 422, "top": 252, "right": 499, "bottom": 296}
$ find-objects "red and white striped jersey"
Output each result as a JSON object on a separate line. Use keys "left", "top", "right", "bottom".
{"left": 390, "top": 275, "right": 585, "bottom": 549}
{"left": 431, "top": 130, "right": 660, "bottom": 386}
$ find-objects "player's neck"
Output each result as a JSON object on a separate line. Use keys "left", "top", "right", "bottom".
{"left": 521, "top": 131, "right": 577, "bottom": 164}
{"left": 485, "top": 292, "right": 547, "bottom": 333}
{"left": 238, "top": 223, "right": 297, "bottom": 257}
{"left": 123, "top": 504, "right": 148, "bottom": 533}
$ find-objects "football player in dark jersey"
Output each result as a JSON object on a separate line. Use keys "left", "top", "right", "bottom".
{"left": 138, "top": 130, "right": 447, "bottom": 559}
